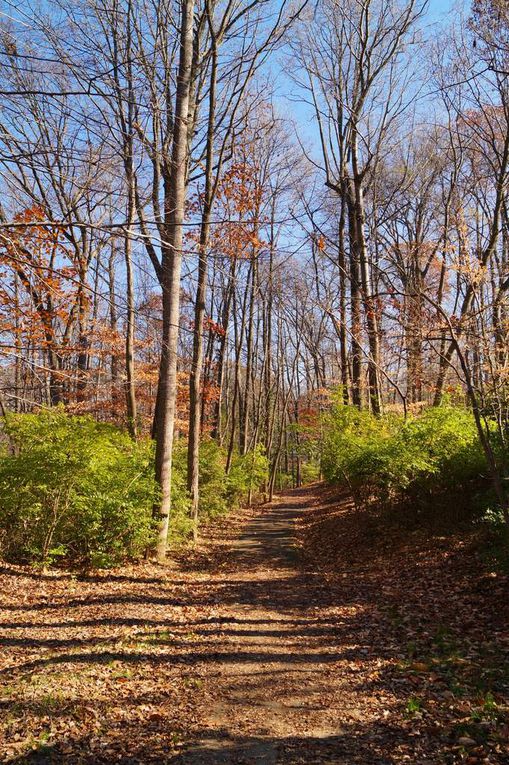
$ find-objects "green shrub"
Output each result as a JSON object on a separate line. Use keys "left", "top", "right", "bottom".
{"left": 172, "top": 439, "right": 269, "bottom": 536}
{"left": 386, "top": 406, "right": 486, "bottom": 501}
{"left": 198, "top": 438, "right": 230, "bottom": 518}
{"left": 300, "top": 461, "right": 320, "bottom": 485}
{"left": 0, "top": 410, "right": 157, "bottom": 567}
{"left": 165, "top": 441, "right": 192, "bottom": 544}
{"left": 274, "top": 471, "right": 293, "bottom": 490}
{"left": 169, "top": 437, "right": 238, "bottom": 538}
{"left": 0, "top": 412, "right": 271, "bottom": 566}
{"left": 321, "top": 401, "right": 398, "bottom": 491}
{"left": 321, "top": 399, "right": 488, "bottom": 516}
{"left": 226, "top": 444, "right": 269, "bottom": 505}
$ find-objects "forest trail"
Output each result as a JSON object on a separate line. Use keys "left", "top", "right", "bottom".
{"left": 1, "top": 486, "right": 507, "bottom": 764}
{"left": 174, "top": 489, "right": 385, "bottom": 764}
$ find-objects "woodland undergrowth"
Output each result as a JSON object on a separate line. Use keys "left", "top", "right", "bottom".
{"left": 0, "top": 410, "right": 268, "bottom": 568}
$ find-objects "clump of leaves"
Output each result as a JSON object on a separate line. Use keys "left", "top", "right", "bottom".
{"left": 405, "top": 696, "right": 423, "bottom": 717}
{"left": 170, "top": 439, "right": 269, "bottom": 541}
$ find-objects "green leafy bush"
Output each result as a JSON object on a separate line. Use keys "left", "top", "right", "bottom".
{"left": 226, "top": 444, "right": 269, "bottom": 506}
{"left": 321, "top": 402, "right": 398, "bottom": 493}
{"left": 165, "top": 441, "right": 192, "bottom": 544}
{"left": 171, "top": 439, "right": 269, "bottom": 538}
{"left": 321, "top": 399, "right": 488, "bottom": 516}
{"left": 169, "top": 437, "right": 245, "bottom": 541}
{"left": 198, "top": 438, "right": 230, "bottom": 518}
{"left": 385, "top": 406, "right": 486, "bottom": 501}
{"left": 274, "top": 471, "right": 293, "bottom": 491}
{"left": 0, "top": 411, "right": 271, "bottom": 566}
{"left": 300, "top": 461, "right": 320, "bottom": 485}
{"left": 0, "top": 410, "right": 158, "bottom": 567}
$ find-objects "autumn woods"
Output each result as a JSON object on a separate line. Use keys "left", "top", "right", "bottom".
{"left": 2, "top": 3, "right": 509, "bottom": 764}
{"left": 1, "top": 0, "right": 509, "bottom": 565}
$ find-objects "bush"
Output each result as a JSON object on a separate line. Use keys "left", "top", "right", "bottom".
{"left": 300, "top": 461, "right": 321, "bottom": 485}
{"left": 274, "top": 471, "right": 293, "bottom": 491}
{"left": 198, "top": 438, "right": 230, "bottom": 518}
{"left": 321, "top": 402, "right": 398, "bottom": 492}
{"left": 165, "top": 441, "right": 192, "bottom": 544}
{"left": 169, "top": 437, "right": 240, "bottom": 540}
{"left": 0, "top": 410, "right": 158, "bottom": 567}
{"left": 0, "top": 411, "right": 271, "bottom": 566}
{"left": 385, "top": 406, "right": 486, "bottom": 502}
{"left": 226, "top": 444, "right": 269, "bottom": 506}
{"left": 171, "top": 440, "right": 269, "bottom": 538}
{"left": 321, "top": 399, "right": 488, "bottom": 517}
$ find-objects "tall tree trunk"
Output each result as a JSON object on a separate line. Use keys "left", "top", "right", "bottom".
{"left": 211, "top": 257, "right": 236, "bottom": 442}
{"left": 433, "top": 255, "right": 449, "bottom": 406}
{"left": 124, "top": 3, "right": 138, "bottom": 439}
{"left": 154, "top": 0, "right": 195, "bottom": 562}
{"left": 240, "top": 250, "right": 257, "bottom": 454}
{"left": 76, "top": 260, "right": 89, "bottom": 403}
{"left": 338, "top": 196, "right": 350, "bottom": 404}
{"left": 226, "top": 268, "right": 250, "bottom": 472}
{"left": 346, "top": 191, "right": 363, "bottom": 408}
{"left": 125, "top": 223, "right": 137, "bottom": 437}
{"left": 350, "top": 159, "right": 382, "bottom": 414}
{"left": 108, "top": 245, "right": 121, "bottom": 407}
{"left": 187, "top": 21, "right": 218, "bottom": 537}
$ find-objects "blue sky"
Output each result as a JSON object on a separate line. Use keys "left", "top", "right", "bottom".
{"left": 428, "top": 0, "right": 454, "bottom": 20}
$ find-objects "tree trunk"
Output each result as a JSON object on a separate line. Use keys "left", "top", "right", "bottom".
{"left": 211, "top": 257, "right": 236, "bottom": 442}
{"left": 187, "top": 25, "right": 218, "bottom": 537}
{"left": 125, "top": 223, "right": 137, "bottom": 437}
{"left": 346, "top": 192, "right": 363, "bottom": 408}
{"left": 153, "top": 0, "right": 195, "bottom": 562}
{"left": 350, "top": 167, "right": 382, "bottom": 414}
{"left": 338, "top": 196, "right": 350, "bottom": 404}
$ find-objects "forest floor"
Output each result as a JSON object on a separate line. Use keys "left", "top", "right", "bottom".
{"left": 0, "top": 485, "right": 508, "bottom": 764}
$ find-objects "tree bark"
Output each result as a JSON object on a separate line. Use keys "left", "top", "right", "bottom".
{"left": 154, "top": 0, "right": 195, "bottom": 562}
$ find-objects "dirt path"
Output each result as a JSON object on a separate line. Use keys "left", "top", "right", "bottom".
{"left": 173, "top": 491, "right": 388, "bottom": 764}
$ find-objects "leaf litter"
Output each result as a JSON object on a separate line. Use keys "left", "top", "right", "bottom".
{"left": 0, "top": 486, "right": 507, "bottom": 763}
